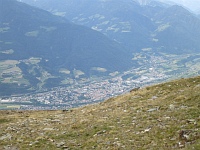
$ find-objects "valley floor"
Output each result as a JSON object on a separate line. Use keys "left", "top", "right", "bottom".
{"left": 1, "top": 52, "right": 200, "bottom": 110}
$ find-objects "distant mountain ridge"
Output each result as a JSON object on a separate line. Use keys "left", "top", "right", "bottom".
{"left": 152, "top": 5, "right": 200, "bottom": 53}
{"left": 0, "top": 0, "right": 133, "bottom": 96}
{"left": 19, "top": 0, "right": 200, "bottom": 54}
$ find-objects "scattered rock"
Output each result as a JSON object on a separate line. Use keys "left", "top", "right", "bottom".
{"left": 94, "top": 130, "right": 107, "bottom": 136}
{"left": 179, "top": 130, "right": 193, "bottom": 142}
{"left": 29, "top": 141, "right": 39, "bottom": 146}
{"left": 194, "top": 84, "right": 200, "bottom": 88}
{"left": 123, "top": 110, "right": 127, "bottom": 112}
{"left": 180, "top": 106, "right": 188, "bottom": 109}
{"left": 43, "top": 128, "right": 54, "bottom": 131}
{"left": 170, "top": 137, "right": 176, "bottom": 141}
{"left": 48, "top": 138, "right": 55, "bottom": 142}
{"left": 178, "top": 90, "right": 184, "bottom": 92}
{"left": 63, "top": 145, "right": 69, "bottom": 149}
{"left": 165, "top": 116, "right": 171, "bottom": 119}
{"left": 0, "top": 134, "right": 12, "bottom": 140}
{"left": 36, "top": 136, "right": 45, "bottom": 140}
{"left": 56, "top": 141, "right": 65, "bottom": 147}
{"left": 113, "top": 141, "right": 121, "bottom": 147}
{"left": 131, "top": 95, "right": 141, "bottom": 99}
{"left": 187, "top": 119, "right": 196, "bottom": 124}
{"left": 97, "top": 130, "right": 106, "bottom": 135}
{"left": 3, "top": 146, "right": 19, "bottom": 150}
{"left": 149, "top": 96, "right": 158, "bottom": 100}
{"left": 106, "top": 141, "right": 111, "bottom": 145}
{"left": 147, "top": 107, "right": 159, "bottom": 112}
{"left": 51, "top": 119, "right": 61, "bottom": 123}
{"left": 144, "top": 127, "right": 152, "bottom": 133}
{"left": 169, "top": 104, "right": 175, "bottom": 110}
{"left": 178, "top": 141, "right": 185, "bottom": 148}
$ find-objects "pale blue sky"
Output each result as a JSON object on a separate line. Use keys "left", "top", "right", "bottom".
{"left": 139, "top": 0, "right": 200, "bottom": 12}
{"left": 161, "top": 0, "right": 200, "bottom": 12}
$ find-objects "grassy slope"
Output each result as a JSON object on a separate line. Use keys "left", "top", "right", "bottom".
{"left": 0, "top": 76, "right": 200, "bottom": 149}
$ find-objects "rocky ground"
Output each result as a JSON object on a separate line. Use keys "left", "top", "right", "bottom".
{"left": 0, "top": 76, "right": 200, "bottom": 149}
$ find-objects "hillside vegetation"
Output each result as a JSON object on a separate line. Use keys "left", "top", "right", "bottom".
{"left": 0, "top": 76, "right": 200, "bottom": 149}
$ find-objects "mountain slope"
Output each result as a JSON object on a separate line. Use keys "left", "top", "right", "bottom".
{"left": 18, "top": 0, "right": 159, "bottom": 52}
{"left": 152, "top": 5, "right": 200, "bottom": 53}
{"left": 0, "top": 0, "right": 133, "bottom": 95}
{"left": 0, "top": 76, "right": 200, "bottom": 149}
{"left": 19, "top": 0, "right": 200, "bottom": 54}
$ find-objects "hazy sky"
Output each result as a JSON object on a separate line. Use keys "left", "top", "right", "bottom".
{"left": 139, "top": 0, "right": 200, "bottom": 12}
{"left": 162, "top": 0, "right": 200, "bottom": 12}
